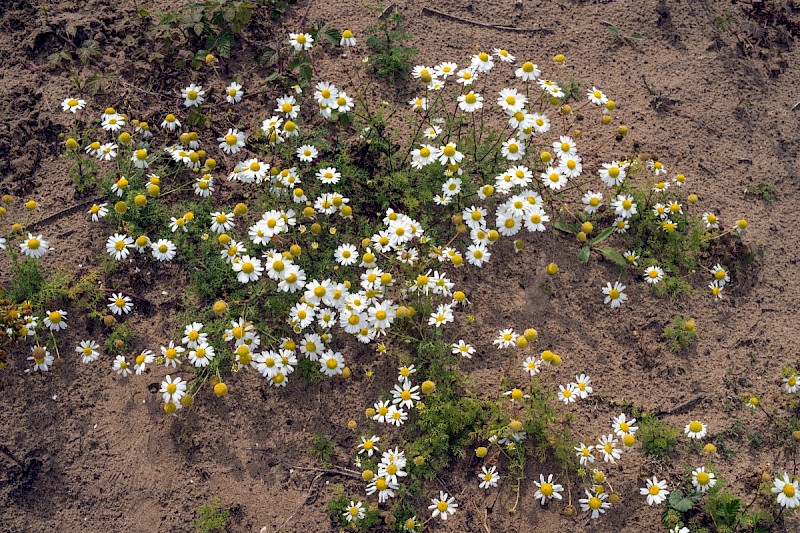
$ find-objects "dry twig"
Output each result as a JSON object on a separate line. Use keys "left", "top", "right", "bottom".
{"left": 421, "top": 7, "right": 553, "bottom": 33}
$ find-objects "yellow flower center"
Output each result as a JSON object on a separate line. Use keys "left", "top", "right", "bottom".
{"left": 622, "top": 200, "right": 632, "bottom": 210}
{"left": 588, "top": 497, "right": 601, "bottom": 510}
{"left": 437, "top": 501, "right": 449, "bottom": 512}
{"left": 590, "top": 197, "right": 600, "bottom": 207}
{"left": 649, "top": 485, "right": 660, "bottom": 496}
{"left": 376, "top": 478, "right": 388, "bottom": 491}
{"left": 541, "top": 483, "right": 553, "bottom": 496}
{"left": 689, "top": 421, "right": 703, "bottom": 433}
{"left": 187, "top": 90, "right": 198, "bottom": 100}
{"left": 522, "top": 62, "right": 534, "bottom": 72}
{"left": 506, "top": 95, "right": 516, "bottom": 106}
{"left": 479, "top": 52, "right": 489, "bottom": 62}
{"left": 609, "top": 289, "right": 620, "bottom": 300}
{"left": 697, "top": 472, "right": 710, "bottom": 485}
{"left": 241, "top": 262, "right": 254, "bottom": 274}
{"left": 443, "top": 145, "right": 456, "bottom": 157}
{"left": 608, "top": 167, "right": 620, "bottom": 178}
{"left": 249, "top": 162, "right": 260, "bottom": 172}
{"left": 560, "top": 142, "right": 570, "bottom": 152}
{"left": 136, "top": 149, "right": 147, "bottom": 161}
{"left": 195, "top": 348, "right": 206, "bottom": 358}
{"left": 297, "top": 34, "right": 306, "bottom": 44}
{"left": 165, "top": 348, "right": 177, "bottom": 359}
{"left": 48, "top": 311, "right": 61, "bottom": 322}
{"left": 321, "top": 89, "right": 331, "bottom": 99}
{"left": 784, "top": 484, "right": 796, "bottom": 497}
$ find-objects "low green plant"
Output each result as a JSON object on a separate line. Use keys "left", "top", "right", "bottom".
{"left": 144, "top": 0, "right": 256, "bottom": 64}
{"left": 192, "top": 497, "right": 229, "bottom": 533}
{"left": 637, "top": 412, "right": 679, "bottom": 458}
{"left": 364, "top": 11, "right": 417, "bottom": 83}
{"left": 662, "top": 316, "right": 697, "bottom": 352}
{"left": 326, "top": 486, "right": 382, "bottom": 531}
{"left": 309, "top": 433, "right": 335, "bottom": 465}
{"left": 746, "top": 180, "right": 777, "bottom": 202}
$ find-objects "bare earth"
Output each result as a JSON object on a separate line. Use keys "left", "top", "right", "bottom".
{"left": 2, "top": 0, "right": 800, "bottom": 532}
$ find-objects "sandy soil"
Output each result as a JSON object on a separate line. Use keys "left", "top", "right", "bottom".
{"left": 2, "top": 0, "right": 800, "bottom": 532}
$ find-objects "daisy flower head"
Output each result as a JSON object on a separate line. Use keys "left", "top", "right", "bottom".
{"left": 358, "top": 435, "right": 380, "bottom": 456}
{"left": 28, "top": 345, "right": 54, "bottom": 372}
{"left": 466, "top": 242, "right": 491, "bottom": 267}
{"left": 523, "top": 356, "right": 542, "bottom": 376}
{"left": 574, "top": 374, "right": 593, "bottom": 398}
{"left": 471, "top": 51, "right": 494, "bottom": 73}
{"left": 541, "top": 166, "right": 567, "bottom": 190}
{"left": 515, "top": 61, "right": 540, "bottom": 81}
{"left": 599, "top": 160, "right": 627, "bottom": 187}
{"left": 650, "top": 160, "right": 667, "bottom": 175}
{"left": 602, "top": 281, "right": 627, "bottom": 308}
{"left": 210, "top": 211, "right": 235, "bottom": 234}
{"left": 684, "top": 420, "right": 707, "bottom": 440}
{"left": 692, "top": 466, "right": 717, "bottom": 493}
{"left": 344, "top": 501, "right": 364, "bottom": 523}
{"left": 181, "top": 83, "right": 205, "bottom": 107}
{"left": 408, "top": 96, "right": 428, "bottom": 111}
{"left": 189, "top": 342, "right": 215, "bottom": 367}
{"left": 451, "top": 340, "right": 475, "bottom": 359}
{"left": 558, "top": 383, "right": 578, "bottom": 404}
{"left": 434, "top": 61, "right": 457, "bottom": 78}
{"left": 218, "top": 128, "right": 245, "bottom": 154}
{"left": 366, "top": 476, "right": 398, "bottom": 503}
{"left": 161, "top": 342, "right": 185, "bottom": 367}
{"left": 442, "top": 177, "right": 462, "bottom": 196}
{"left": 386, "top": 405, "right": 408, "bottom": 426}
{"left": 275, "top": 94, "right": 299, "bottom": 118}
{"left": 43, "top": 309, "right": 67, "bottom": 332}
{"left": 493, "top": 47, "right": 515, "bottom": 62}
{"left": 296, "top": 144, "right": 318, "bottom": 163}
{"left": 612, "top": 413, "right": 638, "bottom": 437}
{"left": 457, "top": 91, "right": 483, "bottom": 113}
{"left": 709, "top": 280, "right": 724, "bottom": 300}
{"left": 575, "top": 442, "right": 596, "bottom": 465}
{"left": 134, "top": 349, "right": 155, "bottom": 375}
{"left": 429, "top": 491, "right": 457, "bottom": 520}
{"left": 582, "top": 191, "right": 603, "bottom": 214}
{"left": 320, "top": 350, "right": 344, "bottom": 376}
{"left": 107, "top": 293, "right": 133, "bottom": 315}
{"left": 772, "top": 473, "right": 800, "bottom": 509}
{"left": 225, "top": 81, "right": 243, "bottom": 103}
{"left": 702, "top": 212, "right": 720, "bottom": 229}
{"left": 161, "top": 113, "right": 181, "bottom": 131}
{"left": 579, "top": 489, "right": 610, "bottom": 519}
{"left": 534, "top": 474, "right": 564, "bottom": 505}
{"left": 494, "top": 328, "right": 518, "bottom": 349}
{"left": 711, "top": 263, "right": 730, "bottom": 285}
{"left": 113, "top": 354, "right": 132, "bottom": 377}
{"left": 553, "top": 135, "right": 577, "bottom": 158}
{"left": 597, "top": 434, "right": 621, "bottom": 463}
{"left": 151, "top": 239, "right": 176, "bottom": 262}
{"left": 497, "top": 88, "right": 527, "bottom": 114}
{"left": 501, "top": 137, "right": 525, "bottom": 161}
{"left": 334, "top": 243, "right": 359, "bottom": 266}
{"left": 784, "top": 375, "right": 799, "bottom": 393}
{"left": 316, "top": 166, "right": 341, "bottom": 184}
{"left": 436, "top": 142, "right": 463, "bottom": 166}
{"left": 289, "top": 32, "right": 313, "bottom": 51}
{"left": 101, "top": 113, "right": 124, "bottom": 132}
{"left": 624, "top": 250, "right": 640, "bottom": 266}
{"left": 410, "top": 144, "right": 435, "bottom": 169}
{"left": 643, "top": 266, "right": 664, "bottom": 284}
{"left": 76, "top": 340, "right": 100, "bottom": 363}
{"left": 612, "top": 194, "right": 637, "bottom": 218}
{"left": 478, "top": 466, "right": 499, "bottom": 489}
{"left": 340, "top": 29, "right": 356, "bottom": 47}
{"left": 88, "top": 203, "right": 108, "bottom": 221}
{"left": 455, "top": 66, "right": 477, "bottom": 86}
{"left": 586, "top": 86, "right": 608, "bottom": 105}
{"left": 61, "top": 97, "right": 86, "bottom": 113}
{"left": 232, "top": 255, "right": 263, "bottom": 284}
{"left": 641, "top": 476, "right": 669, "bottom": 505}
{"left": 20, "top": 233, "right": 49, "bottom": 259}
{"left": 427, "top": 304, "right": 454, "bottom": 327}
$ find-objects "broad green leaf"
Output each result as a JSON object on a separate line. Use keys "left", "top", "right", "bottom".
{"left": 598, "top": 247, "right": 628, "bottom": 267}
{"left": 577, "top": 246, "right": 590, "bottom": 264}
{"left": 553, "top": 220, "right": 579, "bottom": 235}
{"left": 589, "top": 226, "right": 614, "bottom": 246}
{"left": 608, "top": 25, "right": 620, "bottom": 37}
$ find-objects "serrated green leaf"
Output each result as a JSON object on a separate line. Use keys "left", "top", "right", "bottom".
{"left": 325, "top": 28, "right": 342, "bottom": 44}
{"left": 590, "top": 226, "right": 614, "bottom": 246}
{"left": 553, "top": 220, "right": 579, "bottom": 235}
{"left": 299, "top": 64, "right": 312, "bottom": 81}
{"left": 598, "top": 247, "right": 628, "bottom": 267}
{"left": 578, "top": 246, "right": 590, "bottom": 264}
